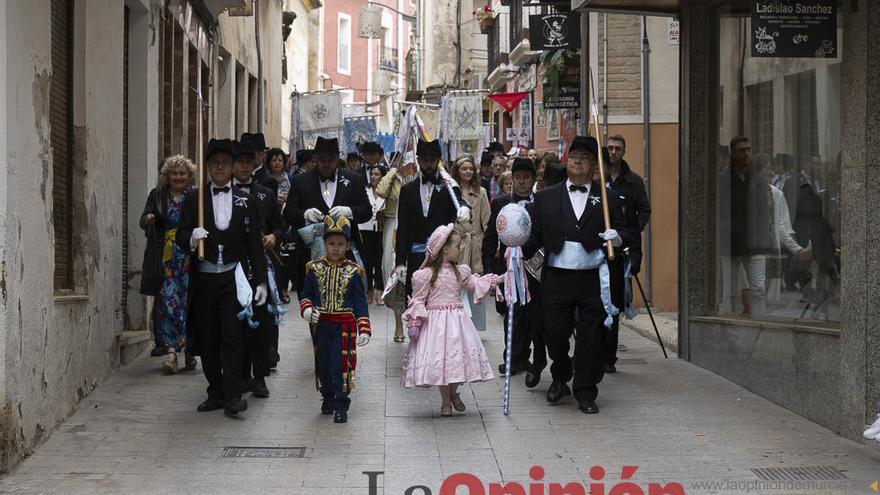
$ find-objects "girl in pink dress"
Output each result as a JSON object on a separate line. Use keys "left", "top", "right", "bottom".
{"left": 401, "top": 223, "right": 498, "bottom": 416}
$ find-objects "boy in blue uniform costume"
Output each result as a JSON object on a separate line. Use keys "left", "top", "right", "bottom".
{"left": 299, "top": 215, "right": 372, "bottom": 423}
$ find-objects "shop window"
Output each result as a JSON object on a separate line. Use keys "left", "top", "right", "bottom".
{"left": 715, "top": 12, "right": 841, "bottom": 323}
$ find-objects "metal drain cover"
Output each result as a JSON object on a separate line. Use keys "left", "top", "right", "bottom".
{"left": 751, "top": 466, "right": 847, "bottom": 481}
{"left": 221, "top": 447, "right": 306, "bottom": 459}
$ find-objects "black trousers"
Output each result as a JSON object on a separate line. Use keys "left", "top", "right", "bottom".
{"left": 541, "top": 267, "right": 607, "bottom": 402}
{"left": 605, "top": 257, "right": 625, "bottom": 366}
{"left": 195, "top": 271, "right": 245, "bottom": 403}
{"left": 497, "top": 273, "right": 546, "bottom": 372}
{"left": 242, "top": 303, "right": 273, "bottom": 379}
{"left": 360, "top": 230, "right": 384, "bottom": 292}
{"left": 528, "top": 276, "right": 547, "bottom": 373}
{"left": 404, "top": 252, "right": 427, "bottom": 296}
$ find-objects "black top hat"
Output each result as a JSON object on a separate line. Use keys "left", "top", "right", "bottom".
{"left": 511, "top": 157, "right": 536, "bottom": 177}
{"left": 568, "top": 135, "right": 600, "bottom": 157}
{"left": 361, "top": 141, "right": 383, "bottom": 155}
{"left": 234, "top": 139, "right": 256, "bottom": 160}
{"left": 239, "top": 132, "right": 267, "bottom": 150}
{"left": 314, "top": 137, "right": 340, "bottom": 157}
{"left": 416, "top": 139, "right": 442, "bottom": 158}
{"left": 205, "top": 138, "right": 237, "bottom": 162}
{"left": 487, "top": 142, "right": 504, "bottom": 153}
{"left": 295, "top": 149, "right": 313, "bottom": 164}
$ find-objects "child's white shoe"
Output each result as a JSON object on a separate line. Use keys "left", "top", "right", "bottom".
{"left": 864, "top": 416, "right": 880, "bottom": 439}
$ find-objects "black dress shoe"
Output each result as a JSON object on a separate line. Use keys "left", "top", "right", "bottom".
{"left": 197, "top": 397, "right": 225, "bottom": 412}
{"left": 524, "top": 371, "right": 541, "bottom": 389}
{"left": 150, "top": 346, "right": 167, "bottom": 357}
{"left": 252, "top": 378, "right": 270, "bottom": 398}
{"left": 604, "top": 364, "right": 617, "bottom": 374}
{"left": 546, "top": 381, "right": 571, "bottom": 404}
{"left": 183, "top": 351, "right": 197, "bottom": 371}
{"left": 498, "top": 363, "right": 528, "bottom": 376}
{"left": 578, "top": 399, "right": 600, "bottom": 414}
{"left": 321, "top": 401, "right": 333, "bottom": 415}
{"left": 224, "top": 398, "right": 248, "bottom": 417}
{"left": 333, "top": 410, "right": 348, "bottom": 423}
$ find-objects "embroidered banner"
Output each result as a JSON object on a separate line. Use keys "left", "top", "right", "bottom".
{"left": 343, "top": 117, "right": 378, "bottom": 154}
{"left": 447, "top": 95, "right": 484, "bottom": 141}
{"left": 299, "top": 92, "right": 343, "bottom": 131}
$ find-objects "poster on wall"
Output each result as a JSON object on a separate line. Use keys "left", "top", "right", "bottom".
{"left": 519, "top": 95, "right": 532, "bottom": 142}
{"left": 535, "top": 102, "right": 546, "bottom": 128}
{"left": 547, "top": 110, "right": 560, "bottom": 140}
{"left": 751, "top": 0, "right": 837, "bottom": 58}
{"left": 528, "top": 12, "right": 581, "bottom": 51}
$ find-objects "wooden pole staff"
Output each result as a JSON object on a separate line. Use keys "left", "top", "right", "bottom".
{"left": 196, "top": 88, "right": 206, "bottom": 261}
{"left": 588, "top": 66, "right": 614, "bottom": 261}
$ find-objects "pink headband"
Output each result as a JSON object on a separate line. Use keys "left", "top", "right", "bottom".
{"left": 419, "top": 223, "right": 455, "bottom": 269}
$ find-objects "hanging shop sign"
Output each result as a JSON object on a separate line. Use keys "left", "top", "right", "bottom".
{"left": 751, "top": 0, "right": 837, "bottom": 58}
{"left": 543, "top": 73, "right": 580, "bottom": 110}
{"left": 529, "top": 12, "right": 581, "bottom": 51}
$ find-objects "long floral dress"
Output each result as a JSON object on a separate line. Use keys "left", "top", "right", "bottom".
{"left": 156, "top": 194, "right": 190, "bottom": 352}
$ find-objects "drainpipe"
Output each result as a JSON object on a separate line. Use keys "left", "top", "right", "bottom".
{"left": 255, "top": 0, "right": 263, "bottom": 132}
{"left": 603, "top": 13, "right": 608, "bottom": 136}
{"left": 640, "top": 16, "right": 652, "bottom": 299}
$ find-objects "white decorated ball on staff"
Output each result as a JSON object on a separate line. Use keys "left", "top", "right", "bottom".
{"left": 496, "top": 203, "right": 532, "bottom": 247}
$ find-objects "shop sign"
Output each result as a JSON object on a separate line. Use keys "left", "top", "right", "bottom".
{"left": 528, "top": 12, "right": 581, "bottom": 51}
{"left": 751, "top": 0, "right": 837, "bottom": 58}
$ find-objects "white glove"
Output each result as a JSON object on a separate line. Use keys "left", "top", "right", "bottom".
{"left": 189, "top": 227, "right": 208, "bottom": 250}
{"left": 304, "top": 208, "right": 324, "bottom": 224}
{"left": 253, "top": 284, "right": 267, "bottom": 306}
{"left": 303, "top": 307, "right": 321, "bottom": 324}
{"left": 599, "top": 229, "right": 623, "bottom": 247}
{"left": 357, "top": 333, "right": 371, "bottom": 346}
{"left": 456, "top": 207, "right": 471, "bottom": 224}
{"left": 394, "top": 265, "right": 407, "bottom": 280}
{"left": 329, "top": 206, "right": 353, "bottom": 219}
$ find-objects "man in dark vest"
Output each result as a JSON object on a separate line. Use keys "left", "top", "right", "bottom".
{"left": 523, "top": 136, "right": 628, "bottom": 415}
{"left": 178, "top": 138, "right": 268, "bottom": 417}
{"left": 393, "top": 139, "right": 470, "bottom": 294}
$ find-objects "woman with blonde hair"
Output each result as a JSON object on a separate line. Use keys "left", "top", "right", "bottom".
{"left": 450, "top": 154, "right": 491, "bottom": 331}
{"left": 140, "top": 155, "right": 197, "bottom": 374}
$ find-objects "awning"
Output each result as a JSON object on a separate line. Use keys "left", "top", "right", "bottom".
{"left": 571, "top": 0, "right": 737, "bottom": 14}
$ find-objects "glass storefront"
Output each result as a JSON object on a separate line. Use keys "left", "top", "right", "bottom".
{"left": 714, "top": 8, "right": 842, "bottom": 322}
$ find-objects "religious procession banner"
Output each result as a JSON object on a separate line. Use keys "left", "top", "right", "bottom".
{"left": 344, "top": 117, "right": 378, "bottom": 154}
{"left": 447, "top": 94, "right": 484, "bottom": 141}
{"left": 299, "top": 92, "right": 343, "bottom": 131}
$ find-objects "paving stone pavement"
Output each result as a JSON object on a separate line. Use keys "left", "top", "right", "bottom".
{"left": 1, "top": 303, "right": 879, "bottom": 494}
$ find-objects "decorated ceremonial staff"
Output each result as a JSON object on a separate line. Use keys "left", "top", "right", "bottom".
{"left": 177, "top": 138, "right": 268, "bottom": 418}
{"left": 522, "top": 136, "right": 627, "bottom": 415}
{"left": 231, "top": 139, "right": 286, "bottom": 398}
{"left": 393, "top": 139, "right": 471, "bottom": 295}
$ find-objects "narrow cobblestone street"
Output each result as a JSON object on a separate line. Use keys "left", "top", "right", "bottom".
{"left": 1, "top": 304, "right": 878, "bottom": 494}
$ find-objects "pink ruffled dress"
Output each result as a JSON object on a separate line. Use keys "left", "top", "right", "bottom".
{"left": 401, "top": 264, "right": 497, "bottom": 388}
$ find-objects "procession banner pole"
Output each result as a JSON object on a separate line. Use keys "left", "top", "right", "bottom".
{"left": 195, "top": 87, "right": 206, "bottom": 261}
{"left": 588, "top": 67, "right": 614, "bottom": 261}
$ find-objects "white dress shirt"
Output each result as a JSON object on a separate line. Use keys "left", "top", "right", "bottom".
{"left": 210, "top": 181, "right": 232, "bottom": 231}
{"left": 419, "top": 180, "right": 435, "bottom": 217}
{"left": 320, "top": 171, "right": 338, "bottom": 209}
{"left": 359, "top": 187, "right": 385, "bottom": 231}
{"left": 566, "top": 179, "right": 591, "bottom": 220}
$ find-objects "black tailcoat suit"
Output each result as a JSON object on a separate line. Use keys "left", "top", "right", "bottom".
{"left": 177, "top": 185, "right": 267, "bottom": 404}
{"left": 483, "top": 193, "right": 546, "bottom": 374}
{"left": 283, "top": 169, "right": 371, "bottom": 253}
{"left": 235, "top": 180, "right": 284, "bottom": 381}
{"left": 522, "top": 180, "right": 625, "bottom": 402}
{"left": 395, "top": 177, "right": 465, "bottom": 295}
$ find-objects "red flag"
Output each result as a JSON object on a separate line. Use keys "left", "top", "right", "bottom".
{"left": 489, "top": 92, "right": 529, "bottom": 113}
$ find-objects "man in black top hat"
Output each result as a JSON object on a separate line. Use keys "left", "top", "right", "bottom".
{"left": 241, "top": 132, "right": 273, "bottom": 187}
{"left": 393, "top": 139, "right": 471, "bottom": 295}
{"left": 292, "top": 149, "right": 314, "bottom": 176}
{"left": 284, "top": 137, "right": 372, "bottom": 264}
{"left": 178, "top": 138, "right": 268, "bottom": 418}
{"left": 232, "top": 139, "right": 285, "bottom": 397}
{"left": 523, "top": 135, "right": 630, "bottom": 415}
{"left": 483, "top": 158, "right": 546, "bottom": 387}
{"left": 487, "top": 141, "right": 505, "bottom": 159}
